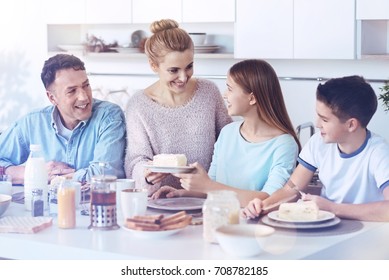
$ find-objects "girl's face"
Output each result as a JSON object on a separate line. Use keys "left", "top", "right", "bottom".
{"left": 315, "top": 100, "right": 350, "bottom": 144}
{"left": 153, "top": 49, "right": 194, "bottom": 94}
{"left": 224, "top": 74, "right": 254, "bottom": 117}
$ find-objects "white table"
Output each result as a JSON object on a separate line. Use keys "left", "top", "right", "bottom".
{"left": 1, "top": 187, "right": 389, "bottom": 260}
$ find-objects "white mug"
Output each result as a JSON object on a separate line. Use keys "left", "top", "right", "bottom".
{"left": 116, "top": 179, "right": 136, "bottom": 222}
{"left": 0, "top": 175, "right": 12, "bottom": 196}
{"left": 120, "top": 188, "right": 148, "bottom": 223}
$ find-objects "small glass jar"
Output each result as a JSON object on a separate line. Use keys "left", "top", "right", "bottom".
{"left": 48, "top": 186, "right": 58, "bottom": 217}
{"left": 202, "top": 190, "right": 240, "bottom": 243}
{"left": 31, "top": 188, "right": 44, "bottom": 217}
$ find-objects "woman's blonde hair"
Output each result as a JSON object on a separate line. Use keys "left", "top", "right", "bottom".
{"left": 229, "top": 59, "right": 301, "bottom": 151}
{"left": 144, "top": 19, "right": 193, "bottom": 65}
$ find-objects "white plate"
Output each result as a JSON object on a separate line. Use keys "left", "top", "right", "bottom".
{"left": 143, "top": 164, "right": 195, "bottom": 174}
{"left": 194, "top": 45, "right": 220, "bottom": 53}
{"left": 261, "top": 215, "right": 341, "bottom": 229}
{"left": 111, "top": 47, "right": 141, "bottom": 54}
{"left": 57, "top": 44, "right": 84, "bottom": 51}
{"left": 268, "top": 210, "right": 336, "bottom": 224}
{"left": 122, "top": 225, "right": 184, "bottom": 238}
{"left": 194, "top": 44, "right": 219, "bottom": 48}
{"left": 147, "top": 197, "right": 205, "bottom": 211}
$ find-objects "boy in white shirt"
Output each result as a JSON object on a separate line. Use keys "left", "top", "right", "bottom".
{"left": 243, "top": 75, "right": 389, "bottom": 222}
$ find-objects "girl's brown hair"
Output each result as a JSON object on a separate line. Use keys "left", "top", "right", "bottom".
{"left": 229, "top": 59, "right": 301, "bottom": 151}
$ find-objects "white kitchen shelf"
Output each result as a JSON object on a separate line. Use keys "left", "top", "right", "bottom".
{"left": 49, "top": 51, "right": 234, "bottom": 60}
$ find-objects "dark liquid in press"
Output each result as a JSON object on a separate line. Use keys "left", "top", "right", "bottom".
{"left": 91, "top": 191, "right": 116, "bottom": 205}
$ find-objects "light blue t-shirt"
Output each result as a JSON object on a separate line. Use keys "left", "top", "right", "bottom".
{"left": 208, "top": 121, "right": 299, "bottom": 195}
{"left": 0, "top": 99, "right": 126, "bottom": 183}
{"left": 298, "top": 130, "right": 389, "bottom": 204}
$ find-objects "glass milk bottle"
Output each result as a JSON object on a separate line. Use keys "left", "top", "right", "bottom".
{"left": 203, "top": 190, "right": 240, "bottom": 243}
{"left": 24, "top": 144, "right": 48, "bottom": 211}
{"left": 57, "top": 179, "right": 76, "bottom": 229}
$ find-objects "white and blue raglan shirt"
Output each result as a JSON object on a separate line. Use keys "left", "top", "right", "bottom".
{"left": 297, "top": 130, "right": 389, "bottom": 204}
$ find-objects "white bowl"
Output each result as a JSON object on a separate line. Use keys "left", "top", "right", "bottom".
{"left": 189, "top": 33, "right": 207, "bottom": 46}
{"left": 215, "top": 224, "right": 275, "bottom": 258}
{"left": 0, "top": 194, "right": 12, "bottom": 217}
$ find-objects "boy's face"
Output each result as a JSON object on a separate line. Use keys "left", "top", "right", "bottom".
{"left": 315, "top": 100, "right": 350, "bottom": 144}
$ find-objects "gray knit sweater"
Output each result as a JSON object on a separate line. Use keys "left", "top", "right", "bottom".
{"left": 124, "top": 78, "right": 232, "bottom": 195}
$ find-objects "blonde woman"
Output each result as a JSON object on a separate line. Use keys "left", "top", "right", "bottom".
{"left": 124, "top": 19, "right": 232, "bottom": 195}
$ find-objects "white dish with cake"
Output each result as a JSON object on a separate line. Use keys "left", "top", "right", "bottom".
{"left": 267, "top": 209, "right": 336, "bottom": 224}
{"left": 262, "top": 200, "right": 339, "bottom": 229}
{"left": 143, "top": 165, "right": 195, "bottom": 174}
{"left": 269, "top": 200, "right": 335, "bottom": 223}
{"left": 261, "top": 215, "right": 341, "bottom": 229}
{"left": 144, "top": 153, "right": 195, "bottom": 173}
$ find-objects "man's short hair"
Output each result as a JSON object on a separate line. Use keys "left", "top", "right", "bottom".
{"left": 41, "top": 54, "right": 86, "bottom": 89}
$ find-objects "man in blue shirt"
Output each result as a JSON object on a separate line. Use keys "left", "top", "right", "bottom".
{"left": 0, "top": 54, "right": 126, "bottom": 184}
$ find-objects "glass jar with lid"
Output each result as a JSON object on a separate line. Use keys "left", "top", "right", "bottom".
{"left": 202, "top": 190, "right": 240, "bottom": 243}
{"left": 31, "top": 188, "right": 44, "bottom": 217}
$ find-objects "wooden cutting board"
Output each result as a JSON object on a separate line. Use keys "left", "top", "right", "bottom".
{"left": 0, "top": 216, "right": 53, "bottom": 234}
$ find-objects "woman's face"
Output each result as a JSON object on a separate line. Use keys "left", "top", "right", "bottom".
{"left": 224, "top": 74, "right": 253, "bottom": 117}
{"left": 153, "top": 49, "right": 194, "bottom": 94}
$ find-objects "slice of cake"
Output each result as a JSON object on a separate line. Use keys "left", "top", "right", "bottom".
{"left": 278, "top": 201, "right": 319, "bottom": 221}
{"left": 153, "top": 154, "right": 187, "bottom": 167}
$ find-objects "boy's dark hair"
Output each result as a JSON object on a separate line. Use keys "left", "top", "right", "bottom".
{"left": 316, "top": 75, "right": 377, "bottom": 128}
{"left": 41, "top": 54, "right": 86, "bottom": 89}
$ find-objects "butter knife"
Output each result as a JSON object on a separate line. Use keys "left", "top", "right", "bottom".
{"left": 262, "top": 194, "right": 298, "bottom": 212}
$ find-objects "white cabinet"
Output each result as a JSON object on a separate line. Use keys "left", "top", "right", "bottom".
{"left": 235, "top": 0, "right": 355, "bottom": 59}
{"left": 356, "top": 0, "right": 389, "bottom": 58}
{"left": 85, "top": 0, "right": 132, "bottom": 24}
{"left": 132, "top": 0, "right": 182, "bottom": 23}
{"left": 357, "top": 0, "right": 389, "bottom": 19}
{"left": 43, "top": 0, "right": 132, "bottom": 24}
{"left": 235, "top": 0, "right": 293, "bottom": 59}
{"left": 44, "top": 0, "right": 86, "bottom": 24}
{"left": 182, "top": 0, "right": 235, "bottom": 23}
{"left": 294, "top": 0, "right": 355, "bottom": 59}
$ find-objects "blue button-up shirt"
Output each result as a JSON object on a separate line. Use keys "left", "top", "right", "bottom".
{"left": 0, "top": 99, "right": 126, "bottom": 183}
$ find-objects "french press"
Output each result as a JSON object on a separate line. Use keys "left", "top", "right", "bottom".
{"left": 88, "top": 174, "right": 119, "bottom": 230}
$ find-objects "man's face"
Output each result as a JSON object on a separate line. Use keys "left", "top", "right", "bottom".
{"left": 47, "top": 68, "right": 93, "bottom": 130}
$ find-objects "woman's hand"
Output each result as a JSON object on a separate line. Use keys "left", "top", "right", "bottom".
{"left": 241, "top": 198, "right": 263, "bottom": 219}
{"left": 144, "top": 168, "right": 169, "bottom": 186}
{"left": 151, "top": 186, "right": 188, "bottom": 199}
